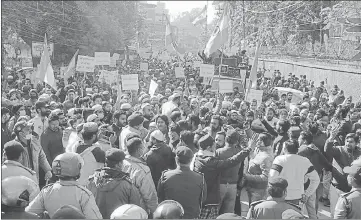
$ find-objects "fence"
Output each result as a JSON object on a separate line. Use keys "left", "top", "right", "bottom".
{"left": 258, "top": 58, "right": 361, "bottom": 102}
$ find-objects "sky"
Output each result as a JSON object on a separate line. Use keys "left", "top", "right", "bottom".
{"left": 147, "top": 1, "right": 216, "bottom": 23}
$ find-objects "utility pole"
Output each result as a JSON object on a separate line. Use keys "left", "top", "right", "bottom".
{"left": 242, "top": 0, "right": 246, "bottom": 51}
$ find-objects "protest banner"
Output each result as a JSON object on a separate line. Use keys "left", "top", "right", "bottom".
{"left": 121, "top": 74, "right": 139, "bottom": 90}
{"left": 175, "top": 67, "right": 185, "bottom": 78}
{"left": 76, "top": 55, "right": 95, "bottom": 72}
{"left": 149, "top": 80, "right": 158, "bottom": 96}
{"left": 31, "top": 42, "right": 54, "bottom": 57}
{"left": 200, "top": 64, "right": 215, "bottom": 77}
{"left": 219, "top": 80, "right": 233, "bottom": 93}
{"left": 95, "top": 52, "right": 111, "bottom": 66}
{"left": 140, "top": 62, "right": 149, "bottom": 72}
{"left": 246, "top": 89, "right": 264, "bottom": 105}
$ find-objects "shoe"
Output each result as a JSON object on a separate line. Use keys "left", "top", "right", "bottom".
{"left": 323, "top": 199, "right": 330, "bottom": 207}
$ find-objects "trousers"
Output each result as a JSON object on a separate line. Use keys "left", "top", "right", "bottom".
{"left": 219, "top": 183, "right": 237, "bottom": 214}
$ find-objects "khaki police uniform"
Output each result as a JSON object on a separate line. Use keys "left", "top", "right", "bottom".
{"left": 25, "top": 180, "right": 102, "bottom": 219}
{"left": 334, "top": 188, "right": 361, "bottom": 219}
{"left": 246, "top": 199, "right": 302, "bottom": 219}
{"left": 2, "top": 160, "right": 38, "bottom": 184}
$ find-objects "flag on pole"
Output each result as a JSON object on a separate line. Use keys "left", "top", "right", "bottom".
{"left": 204, "top": 3, "right": 230, "bottom": 58}
{"left": 191, "top": 5, "right": 207, "bottom": 26}
{"left": 165, "top": 15, "right": 185, "bottom": 61}
{"left": 37, "top": 34, "right": 57, "bottom": 90}
{"left": 64, "top": 49, "right": 79, "bottom": 83}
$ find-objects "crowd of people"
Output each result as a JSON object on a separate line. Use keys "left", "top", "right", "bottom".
{"left": 1, "top": 53, "right": 361, "bottom": 219}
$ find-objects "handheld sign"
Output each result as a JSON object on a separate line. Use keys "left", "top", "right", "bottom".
{"left": 76, "top": 55, "right": 95, "bottom": 72}
{"left": 246, "top": 89, "right": 264, "bottom": 106}
{"left": 219, "top": 80, "right": 233, "bottom": 93}
{"left": 140, "top": 63, "right": 149, "bottom": 72}
{"left": 149, "top": 80, "right": 158, "bottom": 96}
{"left": 200, "top": 64, "right": 215, "bottom": 77}
{"left": 121, "top": 74, "right": 139, "bottom": 90}
{"left": 175, "top": 67, "right": 185, "bottom": 78}
{"left": 95, "top": 52, "right": 111, "bottom": 66}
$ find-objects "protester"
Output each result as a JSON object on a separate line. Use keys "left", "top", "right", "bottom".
{"left": 2, "top": 41, "right": 361, "bottom": 220}
{"left": 87, "top": 148, "right": 142, "bottom": 219}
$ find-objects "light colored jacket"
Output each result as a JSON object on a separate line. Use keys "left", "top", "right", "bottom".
{"left": 29, "top": 115, "right": 48, "bottom": 137}
{"left": 17, "top": 137, "right": 52, "bottom": 183}
{"left": 2, "top": 160, "right": 38, "bottom": 184}
{"left": 245, "top": 146, "right": 274, "bottom": 190}
{"left": 122, "top": 155, "right": 158, "bottom": 213}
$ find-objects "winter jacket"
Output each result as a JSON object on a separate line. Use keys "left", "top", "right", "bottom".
{"left": 40, "top": 127, "right": 64, "bottom": 164}
{"left": 300, "top": 143, "right": 332, "bottom": 172}
{"left": 193, "top": 149, "right": 251, "bottom": 205}
{"left": 2, "top": 206, "right": 39, "bottom": 219}
{"left": 16, "top": 137, "right": 51, "bottom": 183}
{"left": 87, "top": 167, "right": 142, "bottom": 219}
{"left": 324, "top": 139, "right": 361, "bottom": 192}
{"left": 273, "top": 134, "right": 288, "bottom": 156}
{"left": 245, "top": 146, "right": 274, "bottom": 190}
{"left": 142, "top": 142, "right": 175, "bottom": 187}
{"left": 122, "top": 155, "right": 158, "bottom": 213}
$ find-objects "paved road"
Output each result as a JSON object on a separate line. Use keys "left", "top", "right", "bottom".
{"left": 238, "top": 189, "right": 331, "bottom": 219}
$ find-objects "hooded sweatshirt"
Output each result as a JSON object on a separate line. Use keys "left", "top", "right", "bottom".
{"left": 87, "top": 167, "right": 142, "bottom": 219}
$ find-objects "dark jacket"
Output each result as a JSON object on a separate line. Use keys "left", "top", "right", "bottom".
{"left": 87, "top": 167, "right": 142, "bottom": 219}
{"left": 193, "top": 149, "right": 250, "bottom": 205}
{"left": 215, "top": 145, "right": 243, "bottom": 184}
{"left": 40, "top": 127, "right": 64, "bottom": 164}
{"left": 312, "top": 131, "right": 328, "bottom": 152}
{"left": 142, "top": 142, "right": 175, "bottom": 187}
{"left": 1, "top": 122, "right": 11, "bottom": 152}
{"left": 1, "top": 206, "right": 39, "bottom": 219}
{"left": 111, "top": 123, "right": 122, "bottom": 148}
{"left": 297, "top": 144, "right": 332, "bottom": 175}
{"left": 324, "top": 139, "right": 361, "bottom": 192}
{"left": 272, "top": 134, "right": 288, "bottom": 156}
{"left": 158, "top": 166, "right": 207, "bottom": 219}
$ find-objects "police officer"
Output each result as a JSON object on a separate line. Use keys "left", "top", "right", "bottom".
{"left": 2, "top": 176, "right": 40, "bottom": 219}
{"left": 153, "top": 200, "right": 184, "bottom": 219}
{"left": 246, "top": 177, "right": 304, "bottom": 219}
{"left": 2, "top": 140, "right": 38, "bottom": 184}
{"left": 334, "top": 158, "right": 361, "bottom": 219}
{"left": 25, "top": 152, "right": 103, "bottom": 219}
{"left": 157, "top": 146, "right": 207, "bottom": 219}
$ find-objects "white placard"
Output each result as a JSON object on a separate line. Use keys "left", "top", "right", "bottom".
{"left": 99, "top": 70, "right": 118, "bottom": 84}
{"left": 140, "top": 63, "right": 149, "bottom": 71}
{"left": 200, "top": 64, "right": 215, "bottom": 77}
{"left": 149, "top": 80, "right": 158, "bottom": 96}
{"left": 175, "top": 67, "right": 185, "bottom": 78}
{"left": 76, "top": 55, "right": 95, "bottom": 72}
{"left": 219, "top": 80, "right": 233, "bottom": 93}
{"left": 121, "top": 74, "right": 139, "bottom": 90}
{"left": 31, "top": 42, "right": 54, "bottom": 57}
{"left": 246, "top": 89, "right": 264, "bottom": 105}
{"left": 95, "top": 52, "right": 111, "bottom": 66}
{"left": 193, "top": 61, "right": 202, "bottom": 68}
